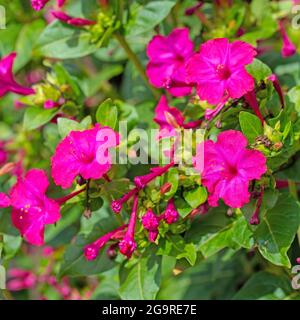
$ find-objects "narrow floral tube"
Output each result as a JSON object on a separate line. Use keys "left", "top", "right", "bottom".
{"left": 119, "top": 195, "right": 139, "bottom": 258}
{"left": 84, "top": 225, "right": 127, "bottom": 261}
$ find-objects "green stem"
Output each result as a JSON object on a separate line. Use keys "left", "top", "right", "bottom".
{"left": 114, "top": 33, "right": 160, "bottom": 99}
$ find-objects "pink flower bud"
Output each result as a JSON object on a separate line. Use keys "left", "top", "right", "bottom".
{"left": 31, "top": 0, "right": 50, "bottom": 11}
{"left": 119, "top": 195, "right": 139, "bottom": 259}
{"left": 163, "top": 199, "right": 179, "bottom": 224}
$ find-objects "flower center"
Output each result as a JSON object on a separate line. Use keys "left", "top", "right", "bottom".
{"left": 216, "top": 64, "right": 231, "bottom": 80}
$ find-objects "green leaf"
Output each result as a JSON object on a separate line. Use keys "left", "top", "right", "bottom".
{"left": 96, "top": 99, "right": 118, "bottom": 129}
{"left": 174, "top": 198, "right": 193, "bottom": 218}
{"left": 59, "top": 207, "right": 120, "bottom": 277}
{"left": 119, "top": 247, "right": 162, "bottom": 300}
{"left": 36, "top": 21, "right": 98, "bottom": 59}
{"left": 3, "top": 235, "right": 22, "bottom": 261}
{"left": 162, "top": 168, "right": 179, "bottom": 200}
{"left": 233, "top": 271, "right": 292, "bottom": 300}
{"left": 246, "top": 59, "right": 272, "bottom": 81}
{"left": 59, "top": 236, "right": 115, "bottom": 277}
{"left": 14, "top": 20, "right": 46, "bottom": 71}
{"left": 23, "top": 107, "right": 58, "bottom": 131}
{"left": 157, "top": 235, "right": 197, "bottom": 266}
{"left": 185, "top": 207, "right": 253, "bottom": 258}
{"left": 128, "top": 1, "right": 176, "bottom": 37}
{"left": 254, "top": 193, "right": 300, "bottom": 267}
{"left": 239, "top": 111, "right": 263, "bottom": 143}
{"left": 288, "top": 86, "right": 300, "bottom": 115}
{"left": 183, "top": 186, "right": 208, "bottom": 209}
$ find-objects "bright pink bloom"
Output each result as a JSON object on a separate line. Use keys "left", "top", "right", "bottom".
{"left": 119, "top": 195, "right": 139, "bottom": 258}
{"left": 42, "top": 246, "right": 54, "bottom": 257}
{"left": 0, "top": 192, "right": 10, "bottom": 208}
{"left": 51, "top": 125, "right": 119, "bottom": 189}
{"left": 51, "top": 11, "right": 96, "bottom": 26}
{"left": 154, "top": 96, "right": 202, "bottom": 138}
{"left": 154, "top": 95, "right": 184, "bottom": 138}
{"left": 163, "top": 199, "right": 179, "bottom": 224}
{"left": 57, "top": 0, "right": 66, "bottom": 7}
{"left": 146, "top": 28, "right": 194, "bottom": 97}
{"left": 10, "top": 169, "right": 61, "bottom": 246}
{"left": 84, "top": 225, "right": 127, "bottom": 261}
{"left": 31, "top": 0, "right": 50, "bottom": 10}
{"left": 44, "top": 99, "right": 60, "bottom": 109}
{"left": 7, "top": 269, "right": 37, "bottom": 291}
{"left": 141, "top": 209, "right": 160, "bottom": 242}
{"left": 194, "top": 130, "right": 267, "bottom": 208}
{"left": 0, "top": 53, "right": 34, "bottom": 98}
{"left": 111, "top": 188, "right": 139, "bottom": 214}
{"left": 279, "top": 20, "right": 296, "bottom": 58}
{"left": 186, "top": 38, "right": 256, "bottom": 105}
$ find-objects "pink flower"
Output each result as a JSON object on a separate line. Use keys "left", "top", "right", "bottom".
{"left": 0, "top": 192, "right": 10, "bottom": 208}
{"left": 154, "top": 96, "right": 202, "bottom": 138}
{"left": 194, "top": 130, "right": 267, "bottom": 208}
{"left": 146, "top": 28, "right": 194, "bottom": 97}
{"left": 31, "top": 0, "right": 50, "bottom": 10}
{"left": 0, "top": 53, "right": 34, "bottom": 98}
{"left": 119, "top": 195, "right": 139, "bottom": 258}
{"left": 10, "top": 169, "right": 61, "bottom": 246}
{"left": 57, "top": 0, "right": 66, "bottom": 7}
{"left": 141, "top": 209, "right": 160, "bottom": 242}
{"left": 279, "top": 20, "right": 296, "bottom": 58}
{"left": 51, "top": 11, "right": 96, "bottom": 26}
{"left": 84, "top": 225, "right": 127, "bottom": 261}
{"left": 42, "top": 246, "right": 54, "bottom": 257}
{"left": 154, "top": 95, "right": 184, "bottom": 139}
{"left": 44, "top": 99, "right": 60, "bottom": 109}
{"left": 51, "top": 125, "right": 119, "bottom": 189}
{"left": 163, "top": 199, "right": 179, "bottom": 224}
{"left": 186, "top": 38, "right": 256, "bottom": 105}
{"left": 7, "top": 269, "right": 37, "bottom": 291}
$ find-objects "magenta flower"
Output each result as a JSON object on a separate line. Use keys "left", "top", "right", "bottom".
{"left": 119, "top": 195, "right": 139, "bottom": 259}
{"left": 141, "top": 209, "right": 160, "bottom": 242}
{"left": 154, "top": 95, "right": 202, "bottom": 138}
{"left": 51, "top": 125, "right": 119, "bottom": 189}
{"left": 186, "top": 38, "right": 256, "bottom": 105}
{"left": 31, "top": 0, "right": 50, "bottom": 11}
{"left": 154, "top": 95, "right": 184, "bottom": 138}
{"left": 57, "top": 0, "right": 66, "bottom": 7}
{"left": 84, "top": 225, "right": 127, "bottom": 261}
{"left": 9, "top": 169, "right": 61, "bottom": 246}
{"left": 0, "top": 192, "right": 10, "bottom": 208}
{"left": 194, "top": 130, "right": 267, "bottom": 208}
{"left": 0, "top": 52, "right": 34, "bottom": 98}
{"left": 51, "top": 11, "right": 96, "bottom": 26}
{"left": 44, "top": 99, "right": 61, "bottom": 109}
{"left": 163, "top": 199, "right": 179, "bottom": 224}
{"left": 146, "top": 28, "right": 194, "bottom": 97}
{"left": 278, "top": 20, "right": 296, "bottom": 58}
{"left": 7, "top": 269, "right": 37, "bottom": 291}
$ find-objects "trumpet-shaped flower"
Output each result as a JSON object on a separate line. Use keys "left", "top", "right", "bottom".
{"left": 194, "top": 130, "right": 267, "bottom": 208}
{"left": 186, "top": 38, "right": 256, "bottom": 105}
